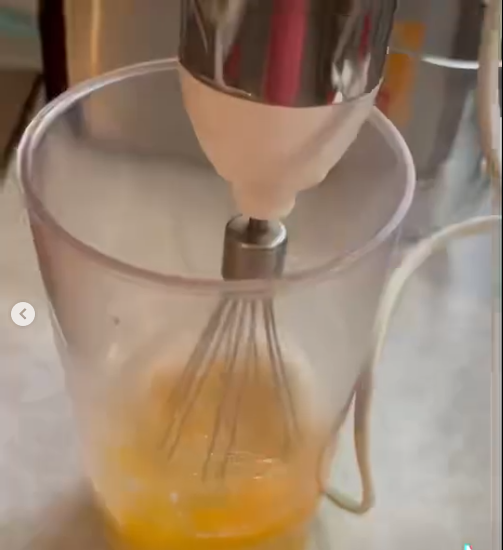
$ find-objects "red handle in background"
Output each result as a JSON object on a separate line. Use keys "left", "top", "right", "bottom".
{"left": 264, "top": 0, "right": 308, "bottom": 106}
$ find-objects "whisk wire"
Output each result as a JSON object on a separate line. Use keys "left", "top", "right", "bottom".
{"left": 263, "top": 300, "right": 300, "bottom": 450}
{"left": 203, "top": 299, "right": 247, "bottom": 479}
{"left": 163, "top": 298, "right": 236, "bottom": 458}
{"left": 221, "top": 300, "right": 257, "bottom": 476}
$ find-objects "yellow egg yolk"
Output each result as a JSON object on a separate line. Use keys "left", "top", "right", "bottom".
{"left": 87, "top": 355, "right": 325, "bottom": 550}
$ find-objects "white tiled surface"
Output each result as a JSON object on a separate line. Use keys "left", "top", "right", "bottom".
{"left": 0, "top": 166, "right": 500, "bottom": 549}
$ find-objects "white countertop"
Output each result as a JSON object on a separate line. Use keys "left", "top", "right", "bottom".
{"left": 0, "top": 165, "right": 500, "bottom": 549}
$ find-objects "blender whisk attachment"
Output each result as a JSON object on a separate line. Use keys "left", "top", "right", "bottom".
{"left": 162, "top": 216, "right": 301, "bottom": 479}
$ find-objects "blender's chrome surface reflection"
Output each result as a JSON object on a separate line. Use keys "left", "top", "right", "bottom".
{"left": 179, "top": 0, "right": 398, "bottom": 106}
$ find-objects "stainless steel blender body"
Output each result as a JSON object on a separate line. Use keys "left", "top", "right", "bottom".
{"left": 179, "top": 0, "right": 398, "bottom": 107}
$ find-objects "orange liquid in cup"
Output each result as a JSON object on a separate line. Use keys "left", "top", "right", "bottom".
{"left": 86, "top": 355, "right": 325, "bottom": 550}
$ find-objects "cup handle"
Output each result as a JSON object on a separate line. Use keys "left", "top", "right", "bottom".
{"left": 324, "top": 215, "right": 501, "bottom": 515}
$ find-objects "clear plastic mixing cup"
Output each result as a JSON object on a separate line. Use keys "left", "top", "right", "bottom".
{"left": 17, "top": 60, "right": 415, "bottom": 550}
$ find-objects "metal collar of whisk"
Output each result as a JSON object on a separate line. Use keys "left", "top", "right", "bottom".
{"left": 221, "top": 216, "right": 288, "bottom": 282}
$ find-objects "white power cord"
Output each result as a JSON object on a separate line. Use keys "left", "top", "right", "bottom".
{"left": 325, "top": 215, "right": 501, "bottom": 514}
{"left": 325, "top": 0, "right": 502, "bottom": 516}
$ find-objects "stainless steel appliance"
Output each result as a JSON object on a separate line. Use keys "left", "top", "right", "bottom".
{"left": 39, "top": 0, "right": 180, "bottom": 99}
{"left": 380, "top": 0, "right": 499, "bottom": 237}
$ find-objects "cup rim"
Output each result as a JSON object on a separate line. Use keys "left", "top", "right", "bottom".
{"left": 17, "top": 58, "right": 416, "bottom": 296}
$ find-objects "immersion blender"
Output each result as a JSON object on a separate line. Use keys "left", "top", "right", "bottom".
{"left": 178, "top": 0, "right": 398, "bottom": 221}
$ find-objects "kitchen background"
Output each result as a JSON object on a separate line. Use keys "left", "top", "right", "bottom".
{"left": 0, "top": 2, "right": 500, "bottom": 548}
{"left": 0, "top": 0, "right": 39, "bottom": 171}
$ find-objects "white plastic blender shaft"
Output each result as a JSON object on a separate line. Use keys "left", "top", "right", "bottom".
{"left": 179, "top": 66, "right": 378, "bottom": 220}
